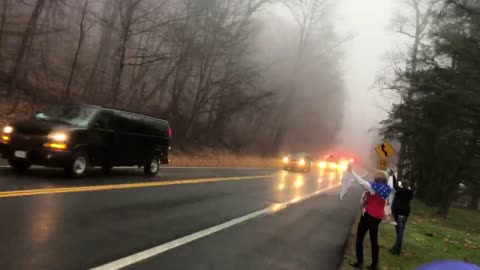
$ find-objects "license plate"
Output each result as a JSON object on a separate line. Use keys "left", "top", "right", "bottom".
{"left": 14, "top": 151, "right": 27, "bottom": 159}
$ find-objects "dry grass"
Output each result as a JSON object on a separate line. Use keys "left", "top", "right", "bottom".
{"left": 170, "top": 149, "right": 280, "bottom": 168}
{"left": 0, "top": 98, "right": 40, "bottom": 126}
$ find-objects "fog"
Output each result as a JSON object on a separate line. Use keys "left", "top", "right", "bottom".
{"left": 336, "top": 0, "right": 395, "bottom": 160}
{"left": 0, "top": 0, "right": 403, "bottom": 157}
{"left": 255, "top": 0, "right": 398, "bottom": 159}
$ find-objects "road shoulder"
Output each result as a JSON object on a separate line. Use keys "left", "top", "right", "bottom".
{"left": 127, "top": 188, "right": 363, "bottom": 270}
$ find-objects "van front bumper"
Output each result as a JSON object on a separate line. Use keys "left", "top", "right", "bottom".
{"left": 0, "top": 144, "right": 73, "bottom": 167}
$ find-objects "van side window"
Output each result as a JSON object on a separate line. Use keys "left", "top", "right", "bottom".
{"left": 115, "top": 112, "right": 147, "bottom": 134}
{"left": 92, "top": 111, "right": 112, "bottom": 130}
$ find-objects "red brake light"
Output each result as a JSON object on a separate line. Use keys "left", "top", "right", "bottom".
{"left": 168, "top": 127, "right": 172, "bottom": 139}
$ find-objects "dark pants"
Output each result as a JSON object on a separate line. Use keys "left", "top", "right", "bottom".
{"left": 392, "top": 213, "right": 408, "bottom": 253}
{"left": 356, "top": 212, "right": 382, "bottom": 267}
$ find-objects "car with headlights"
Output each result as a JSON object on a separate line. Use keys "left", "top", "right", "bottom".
{"left": 0, "top": 104, "right": 171, "bottom": 177}
{"left": 282, "top": 152, "right": 313, "bottom": 173}
{"left": 317, "top": 154, "right": 353, "bottom": 172}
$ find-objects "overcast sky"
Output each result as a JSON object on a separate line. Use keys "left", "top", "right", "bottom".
{"left": 335, "top": 0, "right": 396, "bottom": 159}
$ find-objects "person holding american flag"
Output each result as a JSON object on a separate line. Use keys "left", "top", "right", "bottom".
{"left": 345, "top": 164, "right": 392, "bottom": 270}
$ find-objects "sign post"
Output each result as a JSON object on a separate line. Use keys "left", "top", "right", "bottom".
{"left": 377, "top": 159, "right": 387, "bottom": 170}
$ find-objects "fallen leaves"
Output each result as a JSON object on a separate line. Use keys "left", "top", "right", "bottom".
{"left": 463, "top": 239, "right": 479, "bottom": 249}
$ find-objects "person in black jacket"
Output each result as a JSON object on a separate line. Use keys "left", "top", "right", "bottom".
{"left": 388, "top": 169, "right": 414, "bottom": 255}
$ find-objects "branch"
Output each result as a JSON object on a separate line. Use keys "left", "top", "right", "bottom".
{"left": 130, "top": 18, "right": 180, "bottom": 36}
{"left": 131, "top": 0, "right": 167, "bottom": 25}
{"left": 397, "top": 26, "right": 416, "bottom": 39}
{"left": 126, "top": 55, "right": 172, "bottom": 66}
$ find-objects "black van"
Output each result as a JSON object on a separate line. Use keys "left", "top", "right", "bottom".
{"left": 0, "top": 104, "right": 170, "bottom": 177}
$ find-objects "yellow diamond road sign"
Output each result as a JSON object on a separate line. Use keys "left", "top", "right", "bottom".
{"left": 375, "top": 141, "right": 395, "bottom": 159}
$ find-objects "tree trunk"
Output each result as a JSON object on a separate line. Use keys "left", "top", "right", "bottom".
{"left": 436, "top": 189, "right": 453, "bottom": 218}
{"left": 0, "top": 0, "right": 9, "bottom": 58}
{"left": 469, "top": 192, "right": 480, "bottom": 210}
{"left": 395, "top": 0, "right": 426, "bottom": 182}
{"left": 7, "top": 0, "right": 46, "bottom": 100}
{"left": 111, "top": 33, "right": 129, "bottom": 107}
{"left": 111, "top": 1, "right": 137, "bottom": 107}
{"left": 66, "top": 0, "right": 88, "bottom": 98}
{"left": 83, "top": 0, "right": 115, "bottom": 98}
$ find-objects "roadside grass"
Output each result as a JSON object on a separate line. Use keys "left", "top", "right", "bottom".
{"left": 170, "top": 149, "right": 280, "bottom": 168}
{"left": 0, "top": 150, "right": 281, "bottom": 168}
{"left": 0, "top": 99, "right": 39, "bottom": 126}
{"left": 341, "top": 200, "right": 480, "bottom": 270}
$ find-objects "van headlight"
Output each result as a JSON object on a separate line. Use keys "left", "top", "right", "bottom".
{"left": 283, "top": 156, "right": 289, "bottom": 164}
{"left": 3, "top": 126, "right": 13, "bottom": 134}
{"left": 45, "top": 131, "right": 69, "bottom": 150}
{"left": 48, "top": 132, "right": 69, "bottom": 142}
{"left": 298, "top": 159, "right": 306, "bottom": 166}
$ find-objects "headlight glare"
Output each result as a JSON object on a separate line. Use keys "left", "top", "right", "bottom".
{"left": 48, "top": 132, "right": 68, "bottom": 142}
{"left": 3, "top": 126, "right": 13, "bottom": 134}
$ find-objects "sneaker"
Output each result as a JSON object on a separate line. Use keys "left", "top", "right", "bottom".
{"left": 389, "top": 248, "right": 400, "bottom": 255}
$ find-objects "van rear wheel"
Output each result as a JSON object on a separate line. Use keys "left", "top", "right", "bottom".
{"left": 144, "top": 156, "right": 160, "bottom": 176}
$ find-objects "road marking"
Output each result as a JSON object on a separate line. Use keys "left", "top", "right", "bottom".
{"left": 0, "top": 165, "right": 273, "bottom": 170}
{"left": 0, "top": 174, "right": 274, "bottom": 198}
{"left": 90, "top": 184, "right": 341, "bottom": 270}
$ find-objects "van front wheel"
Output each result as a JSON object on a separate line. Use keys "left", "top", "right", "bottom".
{"left": 144, "top": 156, "right": 160, "bottom": 176}
{"left": 8, "top": 159, "right": 31, "bottom": 172}
{"left": 65, "top": 151, "right": 89, "bottom": 177}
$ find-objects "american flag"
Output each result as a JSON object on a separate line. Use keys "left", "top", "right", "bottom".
{"left": 371, "top": 182, "right": 392, "bottom": 199}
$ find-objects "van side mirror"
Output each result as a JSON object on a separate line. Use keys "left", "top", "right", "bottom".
{"left": 35, "top": 112, "right": 45, "bottom": 119}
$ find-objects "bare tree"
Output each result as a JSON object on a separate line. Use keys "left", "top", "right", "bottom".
{"left": 181, "top": 0, "right": 270, "bottom": 139}
{"left": 0, "top": 0, "right": 10, "bottom": 59}
{"left": 7, "top": 0, "right": 46, "bottom": 104}
{"left": 271, "top": 0, "right": 334, "bottom": 150}
{"left": 83, "top": 0, "right": 117, "bottom": 99}
{"left": 110, "top": 0, "right": 142, "bottom": 106}
{"left": 65, "top": 0, "right": 93, "bottom": 98}
{"left": 0, "top": 0, "right": 344, "bottom": 154}
{"left": 111, "top": 0, "right": 170, "bottom": 107}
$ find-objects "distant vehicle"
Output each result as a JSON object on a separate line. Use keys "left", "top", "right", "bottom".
{"left": 0, "top": 104, "right": 171, "bottom": 177}
{"left": 317, "top": 154, "right": 353, "bottom": 172}
{"left": 282, "top": 152, "right": 313, "bottom": 173}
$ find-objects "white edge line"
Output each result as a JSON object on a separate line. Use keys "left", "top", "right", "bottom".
{"left": 89, "top": 208, "right": 271, "bottom": 270}
{"left": 90, "top": 185, "right": 340, "bottom": 270}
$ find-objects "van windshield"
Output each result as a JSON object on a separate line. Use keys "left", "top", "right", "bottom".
{"left": 35, "top": 105, "right": 98, "bottom": 127}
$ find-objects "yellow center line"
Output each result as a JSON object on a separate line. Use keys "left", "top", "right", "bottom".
{"left": 0, "top": 174, "right": 275, "bottom": 199}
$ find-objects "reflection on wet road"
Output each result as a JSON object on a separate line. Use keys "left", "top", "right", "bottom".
{"left": 0, "top": 166, "right": 355, "bottom": 270}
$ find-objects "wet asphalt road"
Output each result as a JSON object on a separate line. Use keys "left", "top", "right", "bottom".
{"left": 0, "top": 164, "right": 361, "bottom": 270}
